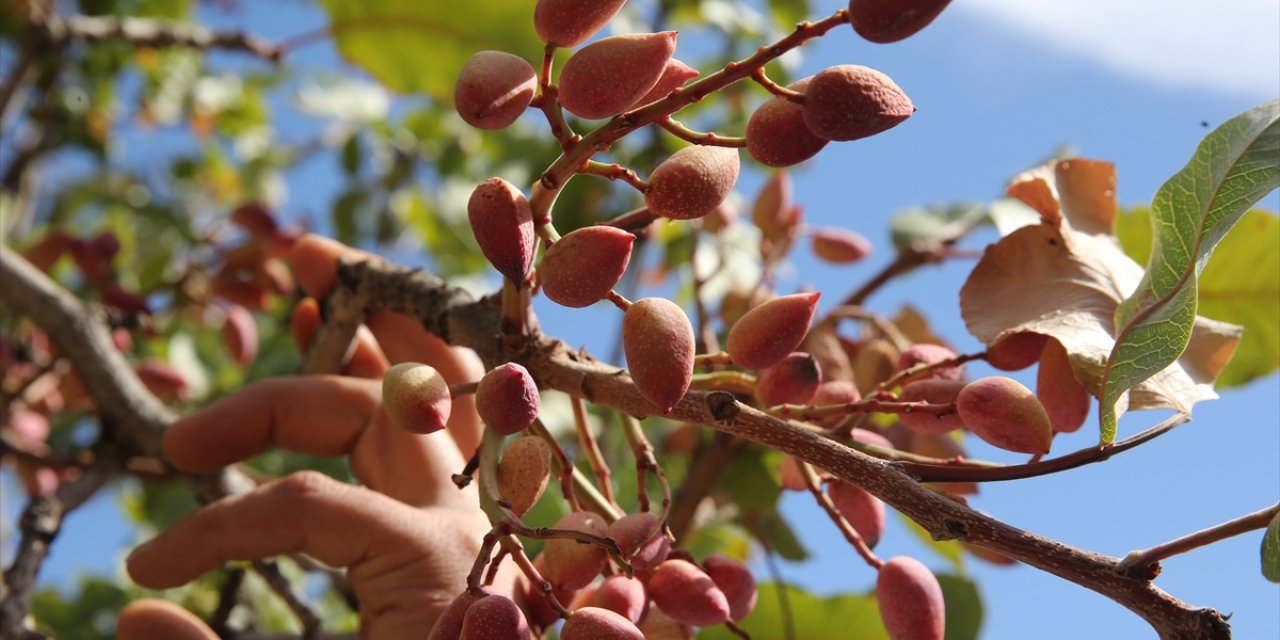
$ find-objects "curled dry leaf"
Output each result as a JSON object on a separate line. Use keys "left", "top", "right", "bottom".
{"left": 959, "top": 159, "right": 1241, "bottom": 424}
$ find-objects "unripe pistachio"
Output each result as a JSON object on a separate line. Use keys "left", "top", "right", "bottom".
{"left": 876, "top": 556, "right": 946, "bottom": 640}
{"left": 102, "top": 284, "right": 151, "bottom": 315}
{"left": 534, "top": 0, "right": 628, "bottom": 48}
{"left": 454, "top": 51, "right": 537, "bottom": 130}
{"left": 608, "top": 511, "right": 670, "bottom": 571}
{"left": 897, "top": 343, "right": 963, "bottom": 381}
{"left": 382, "top": 362, "right": 452, "bottom": 434}
{"left": 699, "top": 201, "right": 737, "bottom": 234}
{"left": 702, "top": 554, "right": 757, "bottom": 621}
{"left": 135, "top": 360, "right": 189, "bottom": 401}
{"left": 802, "top": 65, "right": 913, "bottom": 142}
{"left": 520, "top": 562, "right": 577, "bottom": 633}
{"left": 476, "top": 362, "right": 540, "bottom": 436}
{"left": 498, "top": 436, "right": 551, "bottom": 516}
{"left": 718, "top": 286, "right": 771, "bottom": 328}
{"left": 725, "top": 292, "right": 820, "bottom": 370}
{"left": 849, "top": 0, "right": 954, "bottom": 44}
{"left": 220, "top": 304, "right": 258, "bottom": 366}
{"left": 460, "top": 594, "right": 531, "bottom": 640}
{"left": 629, "top": 58, "right": 699, "bottom": 108}
{"left": 828, "top": 480, "right": 886, "bottom": 547}
{"left": 754, "top": 352, "right": 823, "bottom": 406}
{"left": 543, "top": 511, "right": 610, "bottom": 591}
{"left": 468, "top": 178, "right": 535, "bottom": 287}
{"left": 811, "top": 226, "right": 873, "bottom": 263}
{"left": 559, "top": 32, "right": 677, "bottom": 119}
{"left": 1036, "top": 338, "right": 1090, "bottom": 433}
{"left": 539, "top": 226, "right": 635, "bottom": 307}
{"left": 623, "top": 298, "right": 695, "bottom": 413}
{"left": 429, "top": 588, "right": 495, "bottom": 640}
{"left": 648, "top": 559, "right": 730, "bottom": 627}
{"left": 589, "top": 576, "right": 648, "bottom": 624}
{"left": 956, "top": 377, "right": 1053, "bottom": 455}
{"left": 897, "top": 379, "right": 965, "bottom": 434}
{"left": 745, "top": 77, "right": 828, "bottom": 167}
{"left": 853, "top": 338, "right": 900, "bottom": 393}
{"left": 231, "top": 202, "right": 278, "bottom": 237}
{"left": 562, "top": 606, "right": 645, "bottom": 640}
{"left": 751, "top": 171, "right": 793, "bottom": 241}
{"left": 22, "top": 230, "right": 72, "bottom": 272}
{"left": 645, "top": 145, "right": 741, "bottom": 221}
{"left": 986, "top": 331, "right": 1048, "bottom": 371}
{"left": 637, "top": 604, "right": 694, "bottom": 639}
{"left": 811, "top": 379, "right": 862, "bottom": 428}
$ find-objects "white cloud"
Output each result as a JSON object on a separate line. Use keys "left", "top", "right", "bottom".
{"left": 956, "top": 0, "right": 1280, "bottom": 98}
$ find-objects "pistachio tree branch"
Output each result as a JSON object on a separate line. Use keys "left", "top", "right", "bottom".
{"left": 34, "top": 11, "right": 285, "bottom": 62}
{"left": 325, "top": 256, "right": 1231, "bottom": 640}
{"left": 1118, "top": 503, "right": 1280, "bottom": 578}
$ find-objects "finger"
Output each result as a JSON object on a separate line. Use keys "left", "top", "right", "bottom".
{"left": 127, "top": 472, "right": 485, "bottom": 639}
{"left": 366, "top": 310, "right": 485, "bottom": 456}
{"left": 117, "top": 599, "right": 218, "bottom": 640}
{"left": 164, "top": 376, "right": 466, "bottom": 506}
{"left": 164, "top": 376, "right": 376, "bottom": 472}
{"left": 291, "top": 297, "right": 390, "bottom": 379}
{"left": 290, "top": 234, "right": 380, "bottom": 299}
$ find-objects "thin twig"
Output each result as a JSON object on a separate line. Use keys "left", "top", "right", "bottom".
{"left": 1117, "top": 503, "right": 1280, "bottom": 578}
{"left": 750, "top": 68, "right": 804, "bottom": 103}
{"left": 570, "top": 396, "right": 617, "bottom": 507}
{"left": 603, "top": 206, "right": 660, "bottom": 232}
{"left": 252, "top": 560, "right": 322, "bottom": 639}
{"left": 900, "top": 412, "right": 1190, "bottom": 483}
{"left": 799, "top": 461, "right": 882, "bottom": 570}
{"left": 582, "top": 160, "right": 651, "bottom": 192}
{"left": 655, "top": 117, "right": 747, "bottom": 147}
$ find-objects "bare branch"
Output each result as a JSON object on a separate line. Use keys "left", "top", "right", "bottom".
{"left": 37, "top": 12, "right": 284, "bottom": 62}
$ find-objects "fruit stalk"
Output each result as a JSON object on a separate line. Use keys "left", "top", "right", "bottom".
{"left": 799, "top": 461, "right": 883, "bottom": 569}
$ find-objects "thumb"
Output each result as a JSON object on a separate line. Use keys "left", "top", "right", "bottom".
{"left": 117, "top": 599, "right": 218, "bottom": 640}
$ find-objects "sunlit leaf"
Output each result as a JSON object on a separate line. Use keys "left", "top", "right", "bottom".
{"left": 961, "top": 159, "right": 1242, "bottom": 443}
{"left": 319, "top": 0, "right": 544, "bottom": 101}
{"left": 1117, "top": 208, "right": 1280, "bottom": 389}
{"left": 938, "top": 574, "right": 984, "bottom": 640}
{"left": 700, "top": 583, "right": 888, "bottom": 640}
{"left": 1102, "top": 100, "right": 1279, "bottom": 440}
{"left": 1263, "top": 510, "right": 1280, "bottom": 583}
{"left": 752, "top": 509, "right": 808, "bottom": 561}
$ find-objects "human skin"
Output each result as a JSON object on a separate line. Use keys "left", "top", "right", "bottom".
{"left": 119, "top": 235, "right": 510, "bottom": 639}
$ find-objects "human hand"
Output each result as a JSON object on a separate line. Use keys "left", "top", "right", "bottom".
{"left": 121, "top": 235, "right": 507, "bottom": 639}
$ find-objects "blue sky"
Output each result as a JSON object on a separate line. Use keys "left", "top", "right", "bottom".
{"left": 3, "top": 1, "right": 1277, "bottom": 637}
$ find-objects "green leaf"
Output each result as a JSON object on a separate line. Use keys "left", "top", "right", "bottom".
{"left": 699, "top": 583, "right": 889, "bottom": 640}
{"left": 937, "top": 574, "right": 984, "bottom": 640}
{"left": 319, "top": 0, "right": 544, "bottom": 101}
{"left": 722, "top": 446, "right": 781, "bottom": 511}
{"left": 766, "top": 0, "right": 811, "bottom": 28}
{"left": 752, "top": 509, "right": 809, "bottom": 561}
{"left": 1117, "top": 208, "right": 1280, "bottom": 389}
{"left": 889, "top": 203, "right": 985, "bottom": 251}
{"left": 1263, "top": 510, "right": 1280, "bottom": 583}
{"left": 1100, "top": 100, "right": 1280, "bottom": 441}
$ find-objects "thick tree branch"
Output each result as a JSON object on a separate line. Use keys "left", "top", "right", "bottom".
{"left": 0, "top": 246, "right": 173, "bottom": 454}
{"left": 326, "top": 257, "right": 1231, "bottom": 640}
{"left": 34, "top": 12, "right": 284, "bottom": 62}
